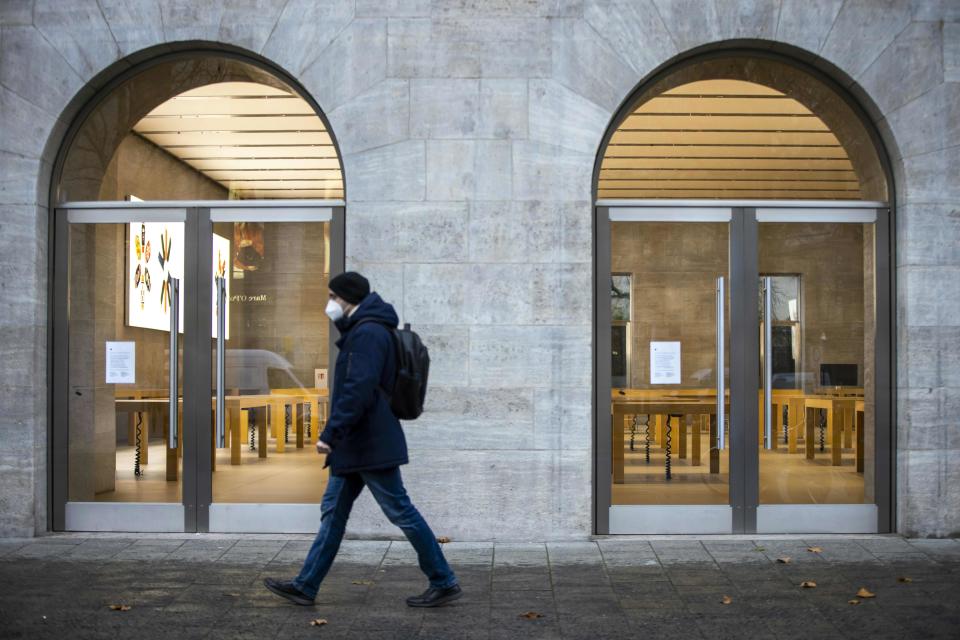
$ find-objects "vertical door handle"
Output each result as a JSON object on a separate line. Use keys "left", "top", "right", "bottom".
{"left": 168, "top": 276, "right": 180, "bottom": 449}
{"left": 716, "top": 276, "right": 726, "bottom": 450}
{"left": 763, "top": 276, "right": 773, "bottom": 450}
{"left": 216, "top": 276, "right": 226, "bottom": 448}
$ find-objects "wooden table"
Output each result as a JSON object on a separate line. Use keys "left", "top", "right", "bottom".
{"left": 114, "top": 398, "right": 183, "bottom": 482}
{"left": 612, "top": 398, "right": 727, "bottom": 484}
{"left": 801, "top": 394, "right": 863, "bottom": 466}
{"left": 115, "top": 391, "right": 328, "bottom": 478}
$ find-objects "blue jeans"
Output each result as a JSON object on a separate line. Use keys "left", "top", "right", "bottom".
{"left": 293, "top": 466, "right": 457, "bottom": 599}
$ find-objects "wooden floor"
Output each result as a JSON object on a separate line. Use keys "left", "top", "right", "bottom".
{"left": 98, "top": 438, "right": 329, "bottom": 503}
{"left": 612, "top": 431, "right": 866, "bottom": 505}
{"left": 96, "top": 432, "right": 864, "bottom": 507}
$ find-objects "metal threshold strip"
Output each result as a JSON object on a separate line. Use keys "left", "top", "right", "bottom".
{"left": 59, "top": 199, "right": 345, "bottom": 209}
{"left": 597, "top": 198, "right": 886, "bottom": 208}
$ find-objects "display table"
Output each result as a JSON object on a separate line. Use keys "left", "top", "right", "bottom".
{"left": 115, "top": 390, "right": 331, "bottom": 479}
{"left": 612, "top": 395, "right": 728, "bottom": 484}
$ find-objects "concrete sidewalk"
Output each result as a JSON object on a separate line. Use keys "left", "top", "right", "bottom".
{"left": 1, "top": 535, "right": 959, "bottom": 639}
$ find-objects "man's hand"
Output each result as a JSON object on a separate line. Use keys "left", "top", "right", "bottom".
{"left": 316, "top": 440, "right": 332, "bottom": 454}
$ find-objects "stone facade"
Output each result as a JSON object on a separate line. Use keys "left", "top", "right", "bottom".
{"left": 1, "top": 0, "right": 958, "bottom": 538}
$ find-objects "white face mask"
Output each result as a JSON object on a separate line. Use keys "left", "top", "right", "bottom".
{"left": 325, "top": 299, "right": 344, "bottom": 322}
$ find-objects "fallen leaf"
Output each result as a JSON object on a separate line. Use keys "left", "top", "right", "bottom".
{"left": 776, "top": 557, "right": 792, "bottom": 564}
{"left": 754, "top": 546, "right": 766, "bottom": 552}
{"left": 855, "top": 587, "right": 875, "bottom": 599}
{"left": 310, "top": 619, "right": 328, "bottom": 627}
{"left": 897, "top": 577, "right": 913, "bottom": 584}
{"left": 223, "top": 593, "right": 240, "bottom": 598}
{"left": 800, "top": 581, "right": 817, "bottom": 588}
{"left": 807, "top": 547, "right": 823, "bottom": 553}
{"left": 520, "top": 611, "right": 544, "bottom": 620}
{"left": 848, "top": 599, "right": 861, "bottom": 605}
{"left": 437, "top": 536, "right": 451, "bottom": 544}
{"left": 721, "top": 595, "right": 733, "bottom": 605}
{"left": 351, "top": 580, "right": 374, "bottom": 586}
{"left": 108, "top": 604, "right": 131, "bottom": 612}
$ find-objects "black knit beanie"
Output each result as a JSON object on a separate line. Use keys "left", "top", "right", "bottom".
{"left": 329, "top": 271, "right": 370, "bottom": 305}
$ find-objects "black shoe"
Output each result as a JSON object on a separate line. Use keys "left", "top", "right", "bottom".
{"left": 263, "top": 578, "right": 315, "bottom": 606}
{"left": 406, "top": 584, "right": 462, "bottom": 608}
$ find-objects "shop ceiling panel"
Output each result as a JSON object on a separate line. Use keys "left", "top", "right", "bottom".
{"left": 599, "top": 79, "right": 862, "bottom": 200}
{"left": 173, "top": 146, "right": 340, "bottom": 159}
{"left": 189, "top": 158, "right": 341, "bottom": 170}
{"left": 132, "top": 82, "right": 343, "bottom": 200}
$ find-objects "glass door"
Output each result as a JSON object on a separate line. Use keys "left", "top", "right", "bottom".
{"left": 755, "top": 207, "right": 887, "bottom": 532}
{"left": 207, "top": 208, "right": 341, "bottom": 532}
{"left": 55, "top": 208, "right": 189, "bottom": 531}
{"left": 53, "top": 203, "right": 344, "bottom": 533}
{"left": 600, "top": 207, "right": 734, "bottom": 534}
{"left": 596, "top": 203, "right": 891, "bottom": 535}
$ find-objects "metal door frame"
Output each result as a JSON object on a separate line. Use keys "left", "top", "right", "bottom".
{"left": 593, "top": 199, "right": 893, "bottom": 535}
{"left": 50, "top": 200, "right": 344, "bottom": 533}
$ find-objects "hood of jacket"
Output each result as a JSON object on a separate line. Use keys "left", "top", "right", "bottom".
{"left": 335, "top": 292, "right": 399, "bottom": 341}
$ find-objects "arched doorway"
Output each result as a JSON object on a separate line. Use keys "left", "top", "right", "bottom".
{"left": 594, "top": 51, "right": 894, "bottom": 535}
{"left": 50, "top": 50, "right": 345, "bottom": 533}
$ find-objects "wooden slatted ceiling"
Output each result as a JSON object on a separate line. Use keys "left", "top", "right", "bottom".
{"left": 133, "top": 82, "right": 343, "bottom": 200}
{"left": 598, "top": 79, "right": 861, "bottom": 200}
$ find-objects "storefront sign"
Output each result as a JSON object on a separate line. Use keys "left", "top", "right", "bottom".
{"left": 650, "top": 341, "right": 681, "bottom": 384}
{"left": 105, "top": 341, "right": 135, "bottom": 384}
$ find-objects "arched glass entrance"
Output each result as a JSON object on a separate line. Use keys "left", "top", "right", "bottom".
{"left": 594, "top": 54, "right": 894, "bottom": 534}
{"left": 51, "top": 52, "right": 345, "bottom": 533}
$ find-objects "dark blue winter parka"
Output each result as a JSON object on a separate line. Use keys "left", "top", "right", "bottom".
{"left": 319, "top": 292, "right": 409, "bottom": 475}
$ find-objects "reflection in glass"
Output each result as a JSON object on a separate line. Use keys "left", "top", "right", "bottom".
{"left": 211, "top": 221, "right": 331, "bottom": 503}
{"left": 610, "top": 222, "right": 730, "bottom": 506}
{"left": 759, "top": 223, "right": 874, "bottom": 505}
{"left": 68, "top": 222, "right": 184, "bottom": 503}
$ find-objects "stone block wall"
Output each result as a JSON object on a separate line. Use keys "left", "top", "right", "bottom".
{"left": 1, "top": 0, "right": 958, "bottom": 538}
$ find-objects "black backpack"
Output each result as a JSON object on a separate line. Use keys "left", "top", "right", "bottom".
{"left": 354, "top": 320, "right": 429, "bottom": 420}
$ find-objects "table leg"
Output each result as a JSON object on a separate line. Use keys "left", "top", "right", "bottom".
{"left": 843, "top": 407, "right": 853, "bottom": 448}
{"left": 127, "top": 413, "right": 136, "bottom": 446}
{"left": 829, "top": 406, "right": 841, "bottom": 466}
{"left": 770, "top": 401, "right": 780, "bottom": 451}
{"left": 296, "top": 402, "right": 304, "bottom": 448}
{"left": 273, "top": 401, "right": 285, "bottom": 453}
{"left": 258, "top": 410, "right": 268, "bottom": 459}
{"left": 805, "top": 407, "right": 816, "bottom": 460}
{"left": 310, "top": 400, "right": 319, "bottom": 443}
{"left": 612, "top": 407, "right": 624, "bottom": 484}
{"left": 692, "top": 415, "right": 703, "bottom": 466}
{"left": 232, "top": 408, "right": 242, "bottom": 465}
{"left": 856, "top": 410, "right": 864, "bottom": 473}
{"left": 678, "top": 415, "right": 687, "bottom": 459}
{"left": 787, "top": 399, "right": 800, "bottom": 454}
{"left": 139, "top": 411, "right": 150, "bottom": 466}
{"left": 709, "top": 416, "right": 719, "bottom": 474}
{"left": 664, "top": 415, "right": 674, "bottom": 480}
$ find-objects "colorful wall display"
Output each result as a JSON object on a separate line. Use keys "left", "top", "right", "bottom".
{"left": 127, "top": 222, "right": 231, "bottom": 338}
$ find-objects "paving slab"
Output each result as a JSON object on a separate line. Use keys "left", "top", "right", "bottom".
{"left": 0, "top": 536, "right": 958, "bottom": 639}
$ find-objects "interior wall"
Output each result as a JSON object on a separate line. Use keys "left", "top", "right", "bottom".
{"left": 99, "top": 134, "right": 227, "bottom": 201}
{"left": 612, "top": 222, "right": 868, "bottom": 392}
{"left": 214, "top": 221, "right": 329, "bottom": 391}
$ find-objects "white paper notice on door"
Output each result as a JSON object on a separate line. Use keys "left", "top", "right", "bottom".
{"left": 650, "top": 341, "right": 681, "bottom": 385}
{"left": 105, "top": 341, "right": 135, "bottom": 384}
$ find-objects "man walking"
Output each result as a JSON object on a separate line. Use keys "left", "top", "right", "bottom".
{"left": 264, "top": 272, "right": 461, "bottom": 608}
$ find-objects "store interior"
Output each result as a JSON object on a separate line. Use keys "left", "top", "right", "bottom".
{"left": 63, "top": 56, "right": 340, "bottom": 505}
